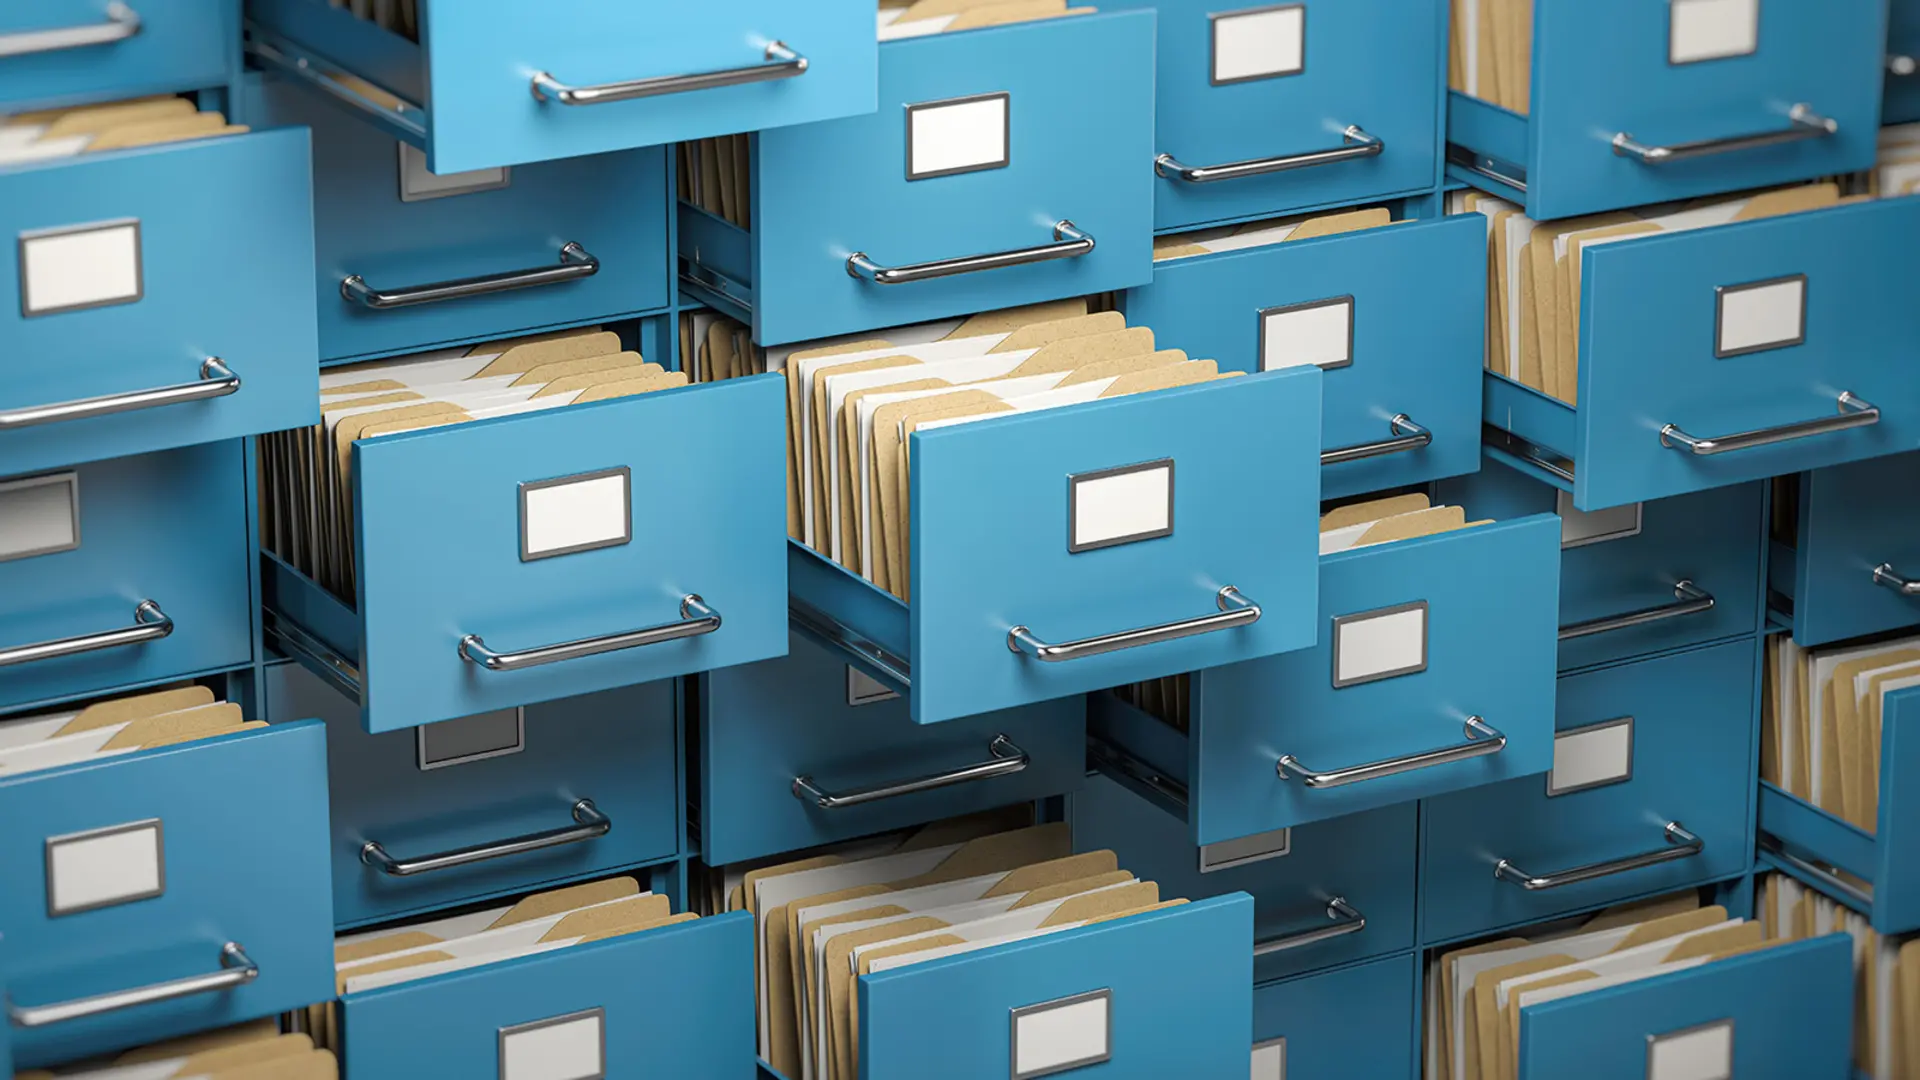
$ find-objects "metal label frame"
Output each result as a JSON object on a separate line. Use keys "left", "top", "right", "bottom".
{"left": 1258, "top": 294, "right": 1355, "bottom": 372}
{"left": 1713, "top": 273, "right": 1807, "bottom": 359}
{"left": 905, "top": 91, "right": 1012, "bottom": 182}
{"left": 1668, "top": 0, "right": 1760, "bottom": 66}
{"left": 1330, "top": 600, "right": 1429, "bottom": 689}
{"left": 498, "top": 1006, "right": 606, "bottom": 1080}
{"left": 1252, "top": 1036, "right": 1288, "bottom": 1080}
{"left": 44, "top": 818, "right": 165, "bottom": 918}
{"left": 1557, "top": 491, "right": 1643, "bottom": 549}
{"left": 518, "top": 465, "right": 633, "bottom": 562}
{"left": 397, "top": 142, "right": 511, "bottom": 202}
{"left": 18, "top": 217, "right": 144, "bottom": 318}
{"left": 1645, "top": 1016, "right": 1734, "bottom": 1080}
{"left": 1199, "top": 826, "right": 1292, "bottom": 873}
{"left": 0, "top": 471, "right": 81, "bottom": 563}
{"left": 1210, "top": 3, "right": 1308, "bottom": 85}
{"left": 1009, "top": 988, "right": 1113, "bottom": 1079}
{"left": 846, "top": 665, "right": 900, "bottom": 706}
{"left": 1546, "top": 716, "right": 1636, "bottom": 797}
{"left": 1066, "top": 458, "right": 1175, "bottom": 554}
{"left": 417, "top": 707, "right": 527, "bottom": 771}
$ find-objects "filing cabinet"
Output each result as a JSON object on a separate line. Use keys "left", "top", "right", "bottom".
{"left": 0, "top": 1, "right": 237, "bottom": 113}
{"left": 1771, "top": 449, "right": 1920, "bottom": 648}
{"left": 1251, "top": 954, "right": 1417, "bottom": 1080}
{"left": 1891, "top": 0, "right": 1920, "bottom": 124}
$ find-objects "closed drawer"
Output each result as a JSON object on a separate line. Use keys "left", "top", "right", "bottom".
{"left": 244, "top": 73, "right": 670, "bottom": 365}
{"left": 1776, "top": 449, "right": 1920, "bottom": 648}
{"left": 1421, "top": 640, "right": 1756, "bottom": 943}
{"left": 791, "top": 366, "right": 1321, "bottom": 725}
{"left": 1124, "top": 213, "right": 1485, "bottom": 498}
{"left": 1891, "top": 2, "right": 1920, "bottom": 124}
{"left": 0, "top": 126, "right": 317, "bottom": 475}
{"left": 1251, "top": 954, "right": 1417, "bottom": 1080}
{"left": 265, "top": 661, "right": 680, "bottom": 930}
{"left": 1447, "top": 2, "right": 1884, "bottom": 219}
{"left": 0, "top": 442, "right": 251, "bottom": 713}
{"left": 0, "top": 722, "right": 333, "bottom": 1069}
{"left": 1120, "top": 0, "right": 1442, "bottom": 230}
{"left": 699, "top": 628, "right": 1085, "bottom": 867}
{"left": 859, "top": 895, "right": 1254, "bottom": 1079}
{"left": 339, "top": 910, "right": 754, "bottom": 1080}
{"left": 265, "top": 372, "right": 788, "bottom": 733}
{"left": 680, "top": 12, "right": 1154, "bottom": 346}
{"left": 245, "top": 0, "right": 874, "bottom": 174}
{"left": 1482, "top": 196, "right": 1920, "bottom": 512}
{"left": 0, "top": 1, "right": 233, "bottom": 112}
{"left": 1072, "top": 773, "right": 1416, "bottom": 985}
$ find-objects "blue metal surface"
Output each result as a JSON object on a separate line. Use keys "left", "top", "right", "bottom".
{"left": 1787, "top": 449, "right": 1920, "bottom": 646}
{"left": 1252, "top": 954, "right": 1418, "bottom": 1080}
{"left": 1891, "top": 0, "right": 1920, "bottom": 124}
{"left": 0, "top": 1, "right": 234, "bottom": 112}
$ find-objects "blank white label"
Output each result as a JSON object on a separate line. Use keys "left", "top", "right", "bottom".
{"left": 1071, "top": 461, "right": 1172, "bottom": 553}
{"left": 19, "top": 220, "right": 142, "bottom": 316}
{"left": 399, "top": 142, "right": 510, "bottom": 201}
{"left": 500, "top": 1010, "right": 604, "bottom": 1080}
{"left": 1549, "top": 719, "right": 1634, "bottom": 796}
{"left": 1557, "top": 491, "right": 1642, "bottom": 548}
{"left": 1670, "top": 0, "right": 1759, "bottom": 64}
{"left": 1717, "top": 277, "right": 1805, "bottom": 357}
{"left": 1201, "top": 827, "right": 1291, "bottom": 873}
{"left": 46, "top": 820, "right": 163, "bottom": 916}
{"left": 1252, "top": 1038, "right": 1287, "bottom": 1080}
{"left": 907, "top": 93, "right": 1009, "bottom": 180}
{"left": 1013, "top": 991, "right": 1110, "bottom": 1078}
{"left": 1261, "top": 297, "right": 1353, "bottom": 371}
{"left": 0, "top": 473, "right": 79, "bottom": 562}
{"left": 520, "top": 469, "right": 630, "bottom": 561}
{"left": 1647, "top": 1020, "right": 1733, "bottom": 1080}
{"left": 1332, "top": 603, "right": 1427, "bottom": 688}
{"left": 1213, "top": 5, "right": 1306, "bottom": 83}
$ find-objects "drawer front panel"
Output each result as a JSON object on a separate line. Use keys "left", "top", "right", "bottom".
{"left": 0, "top": 0, "right": 232, "bottom": 111}
{"left": 1890, "top": 0, "right": 1920, "bottom": 123}
{"left": 1251, "top": 954, "right": 1417, "bottom": 1080}
{"left": 1792, "top": 449, "right": 1920, "bottom": 646}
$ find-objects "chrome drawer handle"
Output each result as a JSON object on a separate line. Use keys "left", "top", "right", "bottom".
{"left": 1155, "top": 125, "right": 1383, "bottom": 184}
{"left": 1893, "top": 55, "right": 1918, "bottom": 77}
{"left": 1494, "top": 822, "right": 1704, "bottom": 891}
{"left": 1874, "top": 563, "right": 1920, "bottom": 597}
{"left": 0, "top": 600, "right": 171, "bottom": 668}
{"left": 7, "top": 942, "right": 255, "bottom": 1029}
{"left": 1660, "top": 392, "right": 1878, "bottom": 455}
{"left": 0, "top": 2, "right": 139, "bottom": 58}
{"left": 361, "top": 799, "right": 611, "bottom": 877}
{"left": 531, "top": 41, "right": 807, "bottom": 106}
{"left": 1613, "top": 104, "right": 1839, "bottom": 164}
{"left": 341, "top": 242, "right": 598, "bottom": 310}
{"left": 1277, "top": 717, "right": 1505, "bottom": 789}
{"left": 1009, "top": 586, "right": 1260, "bottom": 663}
{"left": 1251, "top": 898, "right": 1365, "bottom": 957}
{"left": 0, "top": 359, "right": 238, "bottom": 430}
{"left": 848, "top": 221, "right": 1094, "bottom": 286}
{"left": 459, "top": 595, "right": 720, "bottom": 672}
{"left": 792, "top": 733, "right": 1029, "bottom": 810}
{"left": 1320, "top": 414, "right": 1430, "bottom": 467}
{"left": 1558, "top": 580, "right": 1714, "bottom": 641}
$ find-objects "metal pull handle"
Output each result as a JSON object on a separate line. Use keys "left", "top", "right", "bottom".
{"left": 0, "top": 2, "right": 139, "bottom": 58}
{"left": 0, "top": 359, "right": 238, "bottom": 430}
{"left": 847, "top": 221, "right": 1094, "bottom": 286}
{"left": 792, "top": 734, "right": 1029, "bottom": 810}
{"left": 7, "top": 942, "right": 255, "bottom": 1028}
{"left": 1156, "top": 125, "right": 1384, "bottom": 184}
{"left": 360, "top": 799, "right": 611, "bottom": 877}
{"left": 1613, "top": 104, "right": 1839, "bottom": 164}
{"left": 1320, "top": 414, "right": 1431, "bottom": 467}
{"left": 1277, "top": 717, "right": 1506, "bottom": 789}
{"left": 1558, "top": 581, "right": 1714, "bottom": 641}
{"left": 1660, "top": 392, "right": 1877, "bottom": 455}
{"left": 0, "top": 600, "right": 171, "bottom": 668}
{"left": 1874, "top": 563, "right": 1920, "bottom": 597}
{"left": 1009, "top": 586, "right": 1260, "bottom": 663}
{"left": 1494, "top": 822, "right": 1704, "bottom": 891}
{"left": 531, "top": 41, "right": 807, "bottom": 105}
{"left": 341, "top": 242, "right": 598, "bottom": 310}
{"left": 1251, "top": 898, "right": 1365, "bottom": 957}
{"left": 459, "top": 595, "right": 719, "bottom": 672}
{"left": 1892, "top": 55, "right": 1918, "bottom": 77}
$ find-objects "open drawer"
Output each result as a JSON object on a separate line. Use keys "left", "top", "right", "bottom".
{"left": 243, "top": 0, "right": 875, "bottom": 174}
{"left": 0, "top": 1, "right": 235, "bottom": 113}
{"left": 1771, "top": 449, "right": 1920, "bottom": 648}
{"left": 1253, "top": 954, "right": 1418, "bottom": 1080}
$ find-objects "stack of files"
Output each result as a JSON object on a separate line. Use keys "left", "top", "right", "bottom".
{"left": 13, "top": 1021, "right": 336, "bottom": 1080}
{"left": 679, "top": 310, "right": 769, "bottom": 384}
{"left": 1149, "top": 206, "right": 1396, "bottom": 263}
{"left": 326, "top": 0, "right": 419, "bottom": 41}
{"left": 878, "top": 0, "right": 1094, "bottom": 42}
{"left": 1447, "top": 182, "right": 1850, "bottom": 405}
{"left": 0, "top": 686, "right": 258, "bottom": 778}
{"left": 1762, "top": 873, "right": 1916, "bottom": 1078}
{"left": 1877, "top": 125, "right": 1920, "bottom": 197}
{"left": 1448, "top": 0, "right": 1533, "bottom": 114}
{"left": 261, "top": 327, "right": 684, "bottom": 600}
{"left": 1, "top": 96, "right": 248, "bottom": 166}
{"left": 1764, "top": 632, "right": 1920, "bottom": 834}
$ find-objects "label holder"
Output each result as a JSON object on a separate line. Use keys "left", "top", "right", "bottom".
{"left": 1714, "top": 273, "right": 1806, "bottom": 359}
{"left": 1211, "top": 3, "right": 1309, "bottom": 85}
{"left": 1546, "top": 716, "right": 1636, "bottom": 797}
{"left": 1010, "top": 988, "right": 1113, "bottom": 1079}
{"left": 518, "top": 466, "right": 633, "bottom": 562}
{"left": 44, "top": 818, "right": 165, "bottom": 918}
{"left": 1330, "top": 600, "right": 1429, "bottom": 689}
{"left": 1067, "top": 459, "right": 1175, "bottom": 554}
{"left": 417, "top": 707, "right": 526, "bottom": 771}
{"left": 1259, "top": 295, "right": 1355, "bottom": 372}
{"left": 905, "top": 91, "right": 1012, "bottom": 182}
{"left": 0, "top": 471, "right": 81, "bottom": 563}
{"left": 18, "top": 217, "right": 143, "bottom": 318}
{"left": 497, "top": 1007, "right": 606, "bottom": 1080}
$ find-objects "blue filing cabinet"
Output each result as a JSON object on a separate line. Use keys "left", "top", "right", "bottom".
{"left": 1891, "top": 0, "right": 1920, "bottom": 123}
{"left": 1771, "top": 449, "right": 1920, "bottom": 648}
{"left": 0, "top": 1, "right": 237, "bottom": 112}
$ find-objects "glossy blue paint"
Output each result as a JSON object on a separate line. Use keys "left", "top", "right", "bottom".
{"left": 1072, "top": 773, "right": 1416, "bottom": 984}
{"left": 859, "top": 895, "right": 1253, "bottom": 1080}
{"left": 747, "top": 13, "right": 1155, "bottom": 345}
{"left": 699, "top": 628, "right": 1085, "bottom": 867}
{"left": 1252, "top": 954, "right": 1418, "bottom": 1080}
{"left": 242, "top": 73, "right": 669, "bottom": 364}
{"left": 0, "top": 442, "right": 251, "bottom": 713}
{"left": 1783, "top": 450, "right": 1920, "bottom": 646}
{"left": 1891, "top": 0, "right": 1920, "bottom": 124}
{"left": 0, "top": 129, "right": 317, "bottom": 475}
{"left": 1450, "top": 1, "right": 1885, "bottom": 219}
{"left": 246, "top": 0, "right": 876, "bottom": 174}
{"left": 0, "top": 1, "right": 233, "bottom": 111}
{"left": 1123, "top": 215, "right": 1484, "bottom": 498}
{"left": 1421, "top": 640, "right": 1756, "bottom": 943}
{"left": 0, "top": 723, "right": 334, "bottom": 1068}
{"left": 341, "top": 911, "right": 755, "bottom": 1080}
{"left": 1517, "top": 934, "right": 1853, "bottom": 1080}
